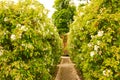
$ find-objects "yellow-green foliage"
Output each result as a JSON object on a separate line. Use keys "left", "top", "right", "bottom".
{"left": 0, "top": 0, "right": 62, "bottom": 80}
{"left": 68, "top": 0, "right": 120, "bottom": 79}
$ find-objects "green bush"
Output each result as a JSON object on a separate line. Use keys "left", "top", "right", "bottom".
{"left": 68, "top": 0, "right": 120, "bottom": 79}
{"left": 0, "top": 0, "right": 62, "bottom": 80}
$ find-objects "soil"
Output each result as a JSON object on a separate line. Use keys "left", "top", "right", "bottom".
{"left": 55, "top": 56, "right": 81, "bottom": 80}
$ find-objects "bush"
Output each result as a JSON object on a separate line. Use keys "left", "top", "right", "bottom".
{"left": 68, "top": 0, "right": 120, "bottom": 79}
{"left": 0, "top": 0, "right": 62, "bottom": 80}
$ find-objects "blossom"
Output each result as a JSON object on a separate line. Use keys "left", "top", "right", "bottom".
{"left": 51, "top": 32, "right": 53, "bottom": 35}
{"left": 4, "top": 31, "right": 9, "bottom": 35}
{"left": 90, "top": 51, "right": 95, "bottom": 57}
{"left": 82, "top": 6, "right": 86, "bottom": 9}
{"left": 19, "top": 33, "right": 22, "bottom": 38}
{"left": 80, "top": 28, "right": 84, "bottom": 30}
{"left": 97, "top": 40, "right": 101, "bottom": 45}
{"left": 47, "top": 29, "right": 49, "bottom": 33}
{"left": 98, "top": 51, "right": 102, "bottom": 55}
{"left": 80, "top": 12, "right": 84, "bottom": 16}
{"left": 29, "top": 5, "right": 36, "bottom": 9}
{"left": 21, "top": 25, "right": 25, "bottom": 30}
{"left": 16, "top": 24, "right": 21, "bottom": 28}
{"left": 86, "top": 21, "right": 90, "bottom": 25}
{"left": 27, "top": 43, "right": 34, "bottom": 49}
{"left": 0, "top": 50, "right": 3, "bottom": 56}
{"left": 97, "top": 30, "right": 104, "bottom": 37}
{"left": 81, "top": 57, "right": 84, "bottom": 60}
{"left": 17, "top": 24, "right": 28, "bottom": 31}
{"left": 94, "top": 45, "right": 99, "bottom": 51}
{"left": 20, "top": 25, "right": 28, "bottom": 31}
{"left": 103, "top": 69, "right": 111, "bottom": 77}
{"left": 103, "top": 70, "right": 106, "bottom": 76}
{"left": 54, "top": 28, "right": 57, "bottom": 31}
{"left": 4, "top": 5, "right": 9, "bottom": 9}
{"left": 88, "top": 43, "right": 92, "bottom": 47}
{"left": 91, "top": 35, "right": 95, "bottom": 39}
{"left": 4, "top": 17, "right": 9, "bottom": 22}
{"left": 21, "top": 44, "right": 25, "bottom": 46}
{"left": 11, "top": 34, "right": 16, "bottom": 40}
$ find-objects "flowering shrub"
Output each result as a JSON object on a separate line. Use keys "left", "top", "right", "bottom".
{"left": 0, "top": 0, "right": 62, "bottom": 80}
{"left": 68, "top": 0, "right": 120, "bottom": 79}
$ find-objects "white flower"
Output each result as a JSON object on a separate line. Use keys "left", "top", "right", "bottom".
{"left": 69, "top": 0, "right": 74, "bottom": 5}
{"left": 91, "top": 35, "right": 95, "bottom": 39}
{"left": 25, "top": 27, "right": 28, "bottom": 31}
{"left": 21, "top": 44, "right": 25, "bottom": 46}
{"left": 94, "top": 45, "right": 99, "bottom": 51}
{"left": 20, "top": 25, "right": 28, "bottom": 31}
{"left": 80, "top": 12, "right": 84, "bottom": 16}
{"left": 29, "top": 5, "right": 36, "bottom": 9}
{"left": 4, "top": 5, "right": 9, "bottom": 9}
{"left": 97, "top": 40, "right": 101, "bottom": 45}
{"left": 39, "top": 13, "right": 42, "bottom": 17}
{"left": 51, "top": 32, "right": 53, "bottom": 35}
{"left": 108, "top": 70, "right": 110, "bottom": 73}
{"left": 88, "top": 43, "right": 92, "bottom": 47}
{"left": 90, "top": 51, "right": 95, "bottom": 57}
{"left": 86, "top": 21, "right": 90, "bottom": 25}
{"left": 4, "top": 31, "right": 9, "bottom": 35}
{"left": 0, "top": 50, "right": 3, "bottom": 56}
{"left": 98, "top": 51, "right": 102, "bottom": 55}
{"left": 19, "top": 33, "right": 22, "bottom": 38}
{"left": 16, "top": 24, "right": 21, "bottom": 28}
{"left": 82, "top": 6, "right": 86, "bottom": 9}
{"left": 97, "top": 30, "right": 104, "bottom": 37}
{"left": 43, "top": 48, "right": 48, "bottom": 51}
{"left": 80, "top": 28, "right": 84, "bottom": 30}
{"left": 4, "top": 17, "right": 9, "bottom": 22}
{"left": 81, "top": 57, "right": 84, "bottom": 60}
{"left": 103, "top": 70, "right": 106, "bottom": 76}
{"left": 21, "top": 25, "right": 25, "bottom": 30}
{"left": 3, "top": 32, "right": 6, "bottom": 35}
{"left": 11, "top": 34, "right": 16, "bottom": 40}
{"left": 103, "top": 69, "right": 111, "bottom": 77}
{"left": 47, "top": 29, "right": 49, "bottom": 33}
{"left": 54, "top": 28, "right": 57, "bottom": 31}
{"left": 27, "top": 44, "right": 34, "bottom": 49}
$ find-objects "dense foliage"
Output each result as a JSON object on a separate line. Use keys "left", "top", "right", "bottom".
{"left": 52, "top": 0, "right": 76, "bottom": 35}
{"left": 0, "top": 0, "right": 62, "bottom": 79}
{"left": 68, "top": 0, "right": 120, "bottom": 79}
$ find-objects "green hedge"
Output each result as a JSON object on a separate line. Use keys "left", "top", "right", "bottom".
{"left": 68, "top": 0, "right": 120, "bottom": 79}
{"left": 0, "top": 0, "right": 62, "bottom": 80}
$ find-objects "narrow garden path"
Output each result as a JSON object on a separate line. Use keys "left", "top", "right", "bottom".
{"left": 55, "top": 56, "right": 81, "bottom": 80}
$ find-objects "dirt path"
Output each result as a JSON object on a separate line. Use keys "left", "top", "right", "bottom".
{"left": 55, "top": 56, "right": 81, "bottom": 80}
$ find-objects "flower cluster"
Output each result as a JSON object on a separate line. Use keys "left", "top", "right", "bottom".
{"left": 10, "top": 34, "right": 16, "bottom": 40}
{"left": 17, "top": 24, "right": 28, "bottom": 31}
{"left": 103, "top": 69, "right": 111, "bottom": 77}
{"left": 0, "top": 50, "right": 3, "bottom": 56}
{"left": 90, "top": 51, "right": 95, "bottom": 57}
{"left": 97, "top": 30, "right": 104, "bottom": 37}
{"left": 80, "top": 12, "right": 84, "bottom": 16}
{"left": 29, "top": 5, "right": 36, "bottom": 9}
{"left": 4, "top": 17, "right": 9, "bottom": 22}
{"left": 21, "top": 43, "right": 34, "bottom": 49}
{"left": 94, "top": 45, "right": 99, "bottom": 52}
{"left": 88, "top": 43, "right": 93, "bottom": 47}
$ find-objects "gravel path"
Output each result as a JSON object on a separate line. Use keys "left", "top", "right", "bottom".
{"left": 55, "top": 56, "right": 81, "bottom": 80}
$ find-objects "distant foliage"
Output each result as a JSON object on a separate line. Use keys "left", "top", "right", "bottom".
{"left": 52, "top": 0, "right": 76, "bottom": 35}
{"left": 0, "top": 0, "right": 62, "bottom": 80}
{"left": 68, "top": 0, "right": 120, "bottom": 79}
